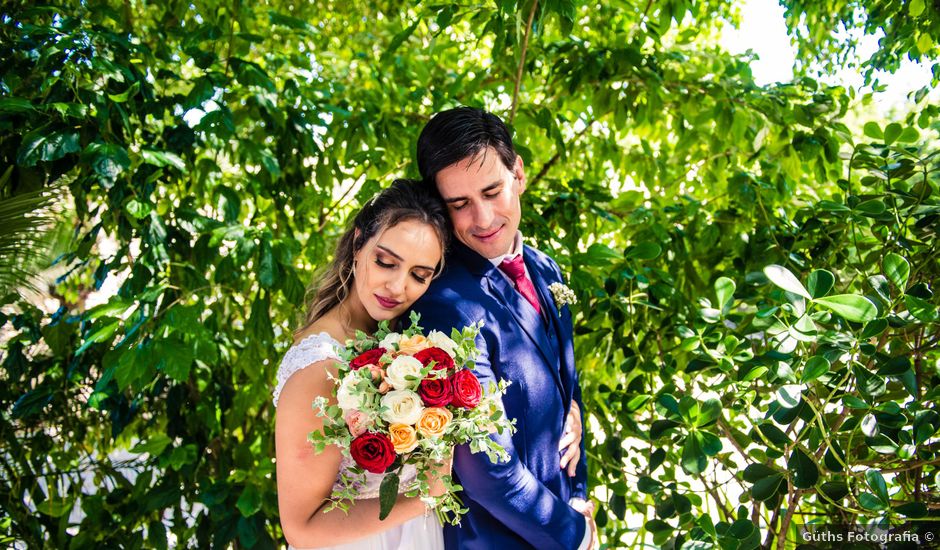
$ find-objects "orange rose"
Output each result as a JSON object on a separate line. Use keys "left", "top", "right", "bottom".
{"left": 416, "top": 407, "right": 453, "bottom": 439}
{"left": 388, "top": 423, "right": 419, "bottom": 453}
{"left": 397, "top": 334, "right": 430, "bottom": 355}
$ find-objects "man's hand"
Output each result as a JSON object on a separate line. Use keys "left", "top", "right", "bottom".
{"left": 571, "top": 499, "right": 598, "bottom": 549}
{"left": 559, "top": 399, "right": 582, "bottom": 476}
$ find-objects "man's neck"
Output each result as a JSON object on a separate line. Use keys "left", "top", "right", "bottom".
{"left": 488, "top": 231, "right": 523, "bottom": 266}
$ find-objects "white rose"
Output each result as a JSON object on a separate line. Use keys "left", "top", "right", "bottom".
{"left": 381, "top": 389, "right": 424, "bottom": 425}
{"left": 385, "top": 355, "right": 424, "bottom": 390}
{"left": 427, "top": 330, "right": 458, "bottom": 357}
{"left": 379, "top": 332, "right": 402, "bottom": 350}
{"left": 336, "top": 372, "right": 364, "bottom": 411}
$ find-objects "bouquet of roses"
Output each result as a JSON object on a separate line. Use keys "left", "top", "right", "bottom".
{"left": 308, "top": 312, "right": 514, "bottom": 524}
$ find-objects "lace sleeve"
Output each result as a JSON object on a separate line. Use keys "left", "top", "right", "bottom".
{"left": 273, "top": 332, "right": 341, "bottom": 407}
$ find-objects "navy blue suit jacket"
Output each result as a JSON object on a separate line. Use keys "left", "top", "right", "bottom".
{"left": 411, "top": 240, "right": 588, "bottom": 550}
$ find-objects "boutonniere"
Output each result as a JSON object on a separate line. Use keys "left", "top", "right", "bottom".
{"left": 548, "top": 282, "right": 577, "bottom": 311}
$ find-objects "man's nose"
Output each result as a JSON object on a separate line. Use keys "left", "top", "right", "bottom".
{"left": 472, "top": 202, "right": 494, "bottom": 229}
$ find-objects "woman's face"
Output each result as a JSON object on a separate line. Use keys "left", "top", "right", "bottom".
{"left": 352, "top": 219, "right": 443, "bottom": 323}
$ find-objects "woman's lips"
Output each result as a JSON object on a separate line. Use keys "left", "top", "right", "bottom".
{"left": 375, "top": 295, "right": 401, "bottom": 309}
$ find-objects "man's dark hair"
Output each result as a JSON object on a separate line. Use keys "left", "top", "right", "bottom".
{"left": 416, "top": 106, "right": 517, "bottom": 185}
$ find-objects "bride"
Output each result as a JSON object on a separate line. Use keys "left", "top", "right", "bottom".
{"left": 274, "top": 179, "right": 451, "bottom": 549}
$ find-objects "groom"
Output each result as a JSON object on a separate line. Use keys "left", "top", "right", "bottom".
{"left": 411, "top": 107, "right": 594, "bottom": 549}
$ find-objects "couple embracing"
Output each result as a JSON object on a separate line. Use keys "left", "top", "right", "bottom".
{"left": 274, "top": 107, "right": 597, "bottom": 549}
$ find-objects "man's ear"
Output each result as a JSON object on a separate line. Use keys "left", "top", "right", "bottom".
{"left": 513, "top": 155, "right": 526, "bottom": 194}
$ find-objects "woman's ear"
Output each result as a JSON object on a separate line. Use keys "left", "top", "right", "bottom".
{"left": 353, "top": 228, "right": 363, "bottom": 251}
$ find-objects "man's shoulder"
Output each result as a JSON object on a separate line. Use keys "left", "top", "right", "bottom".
{"left": 524, "top": 244, "right": 562, "bottom": 274}
{"left": 415, "top": 261, "right": 487, "bottom": 314}
{"left": 425, "top": 258, "right": 478, "bottom": 293}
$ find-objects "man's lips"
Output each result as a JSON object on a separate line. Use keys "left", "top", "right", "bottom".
{"left": 473, "top": 225, "right": 503, "bottom": 242}
{"left": 375, "top": 295, "right": 401, "bottom": 309}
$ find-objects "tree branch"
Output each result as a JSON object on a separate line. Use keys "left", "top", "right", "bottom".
{"left": 717, "top": 416, "right": 750, "bottom": 464}
{"left": 701, "top": 475, "right": 733, "bottom": 522}
{"left": 529, "top": 118, "right": 595, "bottom": 188}
{"left": 776, "top": 487, "right": 803, "bottom": 550}
{"left": 509, "top": 0, "right": 539, "bottom": 124}
{"left": 629, "top": 0, "right": 656, "bottom": 42}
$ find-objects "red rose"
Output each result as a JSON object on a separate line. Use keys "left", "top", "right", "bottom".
{"left": 350, "top": 347, "right": 387, "bottom": 370}
{"left": 349, "top": 432, "right": 396, "bottom": 474}
{"left": 419, "top": 377, "right": 454, "bottom": 407}
{"left": 413, "top": 347, "right": 455, "bottom": 371}
{"left": 449, "top": 369, "right": 482, "bottom": 409}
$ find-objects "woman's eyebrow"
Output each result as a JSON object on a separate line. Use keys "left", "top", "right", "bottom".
{"left": 376, "top": 245, "right": 403, "bottom": 261}
{"left": 377, "top": 245, "right": 436, "bottom": 271}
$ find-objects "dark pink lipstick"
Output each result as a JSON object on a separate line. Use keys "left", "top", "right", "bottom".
{"left": 375, "top": 295, "right": 401, "bottom": 309}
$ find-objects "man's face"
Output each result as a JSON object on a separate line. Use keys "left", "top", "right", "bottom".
{"left": 434, "top": 147, "right": 525, "bottom": 259}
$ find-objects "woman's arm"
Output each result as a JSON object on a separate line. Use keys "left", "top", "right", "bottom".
{"left": 275, "top": 359, "right": 444, "bottom": 548}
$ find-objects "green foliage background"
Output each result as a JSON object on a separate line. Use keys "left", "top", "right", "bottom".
{"left": 1, "top": 0, "right": 938, "bottom": 548}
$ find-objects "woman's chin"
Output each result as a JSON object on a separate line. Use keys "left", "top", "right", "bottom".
{"left": 367, "top": 307, "right": 400, "bottom": 323}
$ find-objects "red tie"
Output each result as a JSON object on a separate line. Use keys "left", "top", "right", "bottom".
{"left": 498, "top": 256, "right": 541, "bottom": 314}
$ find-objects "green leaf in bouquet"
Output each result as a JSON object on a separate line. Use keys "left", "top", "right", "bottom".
{"left": 379, "top": 472, "right": 400, "bottom": 520}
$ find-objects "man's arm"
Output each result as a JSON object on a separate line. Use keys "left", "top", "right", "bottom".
{"left": 570, "top": 373, "right": 588, "bottom": 500}
{"left": 551, "top": 256, "right": 589, "bottom": 500}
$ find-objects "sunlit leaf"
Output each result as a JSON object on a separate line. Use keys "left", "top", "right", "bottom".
{"left": 763, "top": 265, "right": 810, "bottom": 299}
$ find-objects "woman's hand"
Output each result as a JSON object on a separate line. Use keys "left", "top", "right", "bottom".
{"left": 559, "top": 399, "right": 582, "bottom": 476}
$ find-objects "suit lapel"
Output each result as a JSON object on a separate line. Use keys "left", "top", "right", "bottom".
{"left": 525, "top": 251, "right": 563, "bottom": 363}
{"left": 483, "top": 272, "right": 555, "bottom": 369}
{"left": 452, "top": 241, "right": 565, "bottom": 397}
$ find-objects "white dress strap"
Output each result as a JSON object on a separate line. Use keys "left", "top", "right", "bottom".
{"left": 273, "top": 332, "right": 342, "bottom": 407}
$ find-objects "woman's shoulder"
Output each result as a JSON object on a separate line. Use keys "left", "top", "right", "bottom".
{"left": 274, "top": 325, "right": 344, "bottom": 407}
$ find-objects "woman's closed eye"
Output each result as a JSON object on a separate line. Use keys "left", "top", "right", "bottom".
{"left": 375, "top": 256, "right": 431, "bottom": 284}
{"left": 411, "top": 268, "right": 434, "bottom": 284}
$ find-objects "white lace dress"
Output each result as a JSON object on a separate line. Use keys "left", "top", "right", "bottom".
{"left": 274, "top": 332, "right": 444, "bottom": 550}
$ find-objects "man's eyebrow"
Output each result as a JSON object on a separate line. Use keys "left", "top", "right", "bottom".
{"left": 442, "top": 181, "right": 502, "bottom": 203}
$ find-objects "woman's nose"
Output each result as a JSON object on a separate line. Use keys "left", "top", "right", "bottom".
{"left": 386, "top": 273, "right": 406, "bottom": 294}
